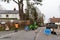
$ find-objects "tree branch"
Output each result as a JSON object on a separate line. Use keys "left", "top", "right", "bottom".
{"left": 18, "top": 0, "right": 19, "bottom": 2}
{"left": 19, "top": 0, "right": 23, "bottom": 3}
{"left": 13, "top": 0, "right": 18, "bottom": 4}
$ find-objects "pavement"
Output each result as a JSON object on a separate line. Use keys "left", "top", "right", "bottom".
{"left": 0, "top": 27, "right": 60, "bottom": 40}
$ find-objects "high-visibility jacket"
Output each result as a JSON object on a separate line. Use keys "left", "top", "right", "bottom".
{"left": 15, "top": 24, "right": 19, "bottom": 28}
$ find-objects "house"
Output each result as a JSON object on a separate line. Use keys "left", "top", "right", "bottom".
{"left": 0, "top": 9, "right": 19, "bottom": 22}
{"left": 49, "top": 17, "right": 60, "bottom": 23}
{"left": 49, "top": 17, "right": 60, "bottom": 28}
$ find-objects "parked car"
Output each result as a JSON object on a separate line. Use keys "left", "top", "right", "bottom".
{"left": 46, "top": 23, "right": 58, "bottom": 29}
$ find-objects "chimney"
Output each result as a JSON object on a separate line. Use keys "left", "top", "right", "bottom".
{"left": 53, "top": 16, "right": 55, "bottom": 18}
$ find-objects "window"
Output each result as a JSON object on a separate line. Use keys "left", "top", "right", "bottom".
{"left": 6, "top": 14, "right": 9, "bottom": 18}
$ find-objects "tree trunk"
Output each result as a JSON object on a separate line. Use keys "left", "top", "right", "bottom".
{"left": 18, "top": 0, "right": 23, "bottom": 20}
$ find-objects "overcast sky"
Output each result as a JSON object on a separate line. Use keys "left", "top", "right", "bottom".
{"left": 0, "top": 0, "right": 60, "bottom": 23}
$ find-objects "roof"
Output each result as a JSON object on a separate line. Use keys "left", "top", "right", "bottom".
{"left": 0, "top": 10, "right": 19, "bottom": 14}
{"left": 50, "top": 17, "right": 60, "bottom": 23}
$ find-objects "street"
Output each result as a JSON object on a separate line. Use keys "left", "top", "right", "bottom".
{"left": 37, "top": 27, "right": 60, "bottom": 40}
{"left": 0, "top": 27, "right": 60, "bottom": 40}
{"left": 0, "top": 30, "right": 35, "bottom": 40}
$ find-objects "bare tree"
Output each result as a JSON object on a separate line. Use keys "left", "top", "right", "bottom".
{"left": 1, "top": 0, "right": 42, "bottom": 20}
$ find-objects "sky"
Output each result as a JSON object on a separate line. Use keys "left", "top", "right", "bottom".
{"left": 0, "top": 0, "right": 60, "bottom": 23}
